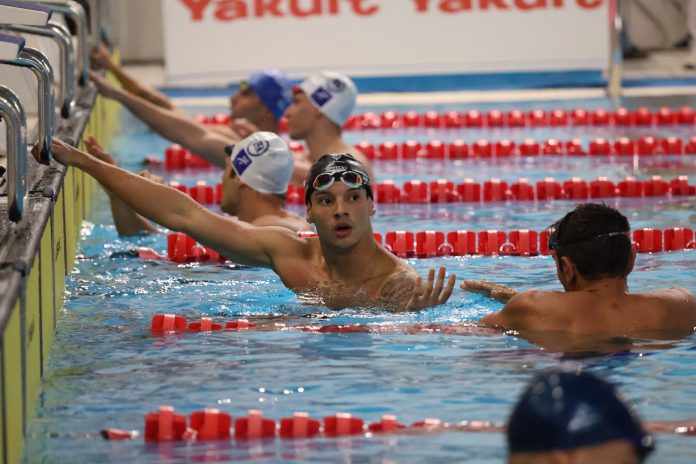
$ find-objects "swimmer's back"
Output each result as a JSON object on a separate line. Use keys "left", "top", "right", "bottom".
{"left": 498, "top": 287, "right": 696, "bottom": 336}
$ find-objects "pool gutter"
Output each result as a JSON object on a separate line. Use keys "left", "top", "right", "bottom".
{"left": 0, "top": 78, "right": 117, "bottom": 464}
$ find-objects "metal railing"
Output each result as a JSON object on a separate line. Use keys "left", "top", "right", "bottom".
{"left": 607, "top": 0, "right": 623, "bottom": 100}
{"left": 0, "top": 85, "right": 28, "bottom": 222}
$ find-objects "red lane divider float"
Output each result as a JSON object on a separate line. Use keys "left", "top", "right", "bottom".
{"left": 165, "top": 232, "right": 227, "bottom": 263}
{"left": 148, "top": 135, "right": 696, "bottom": 170}
{"left": 196, "top": 106, "right": 696, "bottom": 132}
{"left": 145, "top": 226, "right": 695, "bottom": 265}
{"left": 379, "top": 227, "right": 696, "bottom": 257}
{"left": 371, "top": 175, "right": 694, "bottom": 204}
{"left": 149, "top": 315, "right": 500, "bottom": 337}
{"left": 354, "top": 136, "right": 696, "bottom": 160}
{"left": 165, "top": 175, "right": 694, "bottom": 206}
{"left": 103, "top": 404, "right": 485, "bottom": 442}
{"left": 343, "top": 107, "right": 696, "bottom": 130}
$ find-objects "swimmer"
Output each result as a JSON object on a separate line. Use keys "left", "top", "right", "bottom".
{"left": 285, "top": 71, "right": 375, "bottom": 183}
{"left": 461, "top": 203, "right": 696, "bottom": 338}
{"left": 507, "top": 369, "right": 655, "bottom": 464}
{"left": 90, "top": 66, "right": 374, "bottom": 184}
{"left": 77, "top": 133, "right": 310, "bottom": 236}
{"left": 90, "top": 43, "right": 287, "bottom": 139}
{"left": 38, "top": 142, "right": 455, "bottom": 311}
{"left": 89, "top": 64, "right": 291, "bottom": 167}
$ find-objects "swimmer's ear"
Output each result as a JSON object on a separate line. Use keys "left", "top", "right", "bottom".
{"left": 305, "top": 203, "right": 315, "bottom": 224}
{"left": 368, "top": 199, "right": 376, "bottom": 216}
{"left": 559, "top": 255, "right": 578, "bottom": 288}
{"left": 626, "top": 247, "right": 636, "bottom": 275}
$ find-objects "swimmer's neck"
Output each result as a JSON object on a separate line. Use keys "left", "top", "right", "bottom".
{"left": 319, "top": 233, "right": 379, "bottom": 282}
{"left": 303, "top": 125, "right": 344, "bottom": 161}
{"left": 257, "top": 116, "right": 280, "bottom": 134}
{"left": 234, "top": 190, "right": 287, "bottom": 224}
{"left": 564, "top": 275, "right": 629, "bottom": 295}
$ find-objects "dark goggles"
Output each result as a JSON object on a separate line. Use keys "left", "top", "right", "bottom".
{"left": 312, "top": 170, "right": 366, "bottom": 192}
{"left": 547, "top": 215, "right": 628, "bottom": 251}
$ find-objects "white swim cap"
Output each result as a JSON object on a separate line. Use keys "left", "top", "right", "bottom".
{"left": 224, "top": 132, "right": 293, "bottom": 195}
{"left": 298, "top": 71, "right": 357, "bottom": 127}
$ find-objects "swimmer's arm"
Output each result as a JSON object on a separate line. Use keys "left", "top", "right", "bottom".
{"left": 479, "top": 292, "right": 536, "bottom": 329}
{"left": 460, "top": 280, "right": 517, "bottom": 303}
{"left": 209, "top": 124, "right": 239, "bottom": 138}
{"left": 41, "top": 139, "right": 283, "bottom": 267}
{"left": 90, "top": 43, "right": 174, "bottom": 110}
{"left": 90, "top": 71, "right": 233, "bottom": 168}
{"left": 82, "top": 137, "right": 158, "bottom": 236}
{"left": 108, "top": 195, "right": 159, "bottom": 236}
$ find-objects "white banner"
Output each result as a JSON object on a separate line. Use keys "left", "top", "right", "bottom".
{"left": 162, "top": 0, "right": 609, "bottom": 85}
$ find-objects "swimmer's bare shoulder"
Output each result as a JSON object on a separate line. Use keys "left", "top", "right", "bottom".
{"left": 638, "top": 287, "right": 696, "bottom": 320}
{"left": 481, "top": 289, "right": 565, "bottom": 330}
{"left": 642, "top": 287, "right": 696, "bottom": 303}
{"left": 250, "top": 213, "right": 312, "bottom": 232}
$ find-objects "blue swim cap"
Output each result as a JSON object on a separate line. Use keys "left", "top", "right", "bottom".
{"left": 245, "top": 69, "right": 292, "bottom": 121}
{"left": 508, "top": 369, "right": 655, "bottom": 457}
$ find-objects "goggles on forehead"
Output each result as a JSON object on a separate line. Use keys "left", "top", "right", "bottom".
{"left": 312, "top": 170, "right": 366, "bottom": 192}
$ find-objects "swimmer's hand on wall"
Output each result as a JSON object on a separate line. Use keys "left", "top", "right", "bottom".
{"left": 405, "top": 267, "right": 456, "bottom": 311}
{"left": 32, "top": 138, "right": 85, "bottom": 167}
{"left": 89, "top": 42, "right": 113, "bottom": 71}
{"left": 461, "top": 280, "right": 516, "bottom": 303}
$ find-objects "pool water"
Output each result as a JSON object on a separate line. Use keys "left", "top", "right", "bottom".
{"left": 23, "top": 96, "right": 696, "bottom": 463}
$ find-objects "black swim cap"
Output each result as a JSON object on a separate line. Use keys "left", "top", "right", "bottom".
{"left": 304, "top": 153, "right": 373, "bottom": 204}
{"left": 508, "top": 369, "right": 654, "bottom": 457}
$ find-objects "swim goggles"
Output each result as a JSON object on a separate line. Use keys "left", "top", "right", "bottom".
{"left": 547, "top": 213, "right": 628, "bottom": 250}
{"left": 238, "top": 80, "right": 253, "bottom": 94}
{"left": 312, "top": 170, "right": 366, "bottom": 192}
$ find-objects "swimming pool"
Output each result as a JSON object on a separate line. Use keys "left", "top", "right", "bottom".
{"left": 23, "top": 95, "right": 696, "bottom": 463}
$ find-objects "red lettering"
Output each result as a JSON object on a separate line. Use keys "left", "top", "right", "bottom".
{"left": 349, "top": 0, "right": 379, "bottom": 16}
{"left": 289, "top": 0, "right": 321, "bottom": 17}
{"left": 214, "top": 0, "right": 247, "bottom": 20}
{"left": 180, "top": 0, "right": 212, "bottom": 21}
{"left": 441, "top": 0, "right": 472, "bottom": 12}
{"left": 480, "top": 0, "right": 509, "bottom": 8}
{"left": 328, "top": 0, "right": 340, "bottom": 14}
{"left": 412, "top": 0, "right": 431, "bottom": 12}
{"left": 553, "top": 0, "right": 564, "bottom": 5}
{"left": 577, "top": 0, "right": 602, "bottom": 7}
{"left": 254, "top": 0, "right": 282, "bottom": 17}
{"left": 514, "top": 0, "right": 545, "bottom": 9}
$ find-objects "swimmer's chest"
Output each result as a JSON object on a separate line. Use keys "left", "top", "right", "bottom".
{"left": 275, "top": 261, "right": 379, "bottom": 308}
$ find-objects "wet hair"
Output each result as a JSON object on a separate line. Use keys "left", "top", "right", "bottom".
{"left": 548, "top": 203, "right": 632, "bottom": 280}
{"left": 304, "top": 153, "right": 373, "bottom": 204}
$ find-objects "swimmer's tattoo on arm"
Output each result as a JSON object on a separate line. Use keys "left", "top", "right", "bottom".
{"left": 378, "top": 271, "right": 418, "bottom": 311}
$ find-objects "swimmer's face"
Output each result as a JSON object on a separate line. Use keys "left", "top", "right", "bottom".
{"left": 306, "top": 181, "right": 375, "bottom": 249}
{"left": 286, "top": 90, "right": 321, "bottom": 140}
{"left": 230, "top": 86, "right": 265, "bottom": 124}
{"left": 220, "top": 158, "right": 243, "bottom": 215}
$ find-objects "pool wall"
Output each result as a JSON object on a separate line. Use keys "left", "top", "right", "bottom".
{"left": 0, "top": 74, "right": 120, "bottom": 464}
